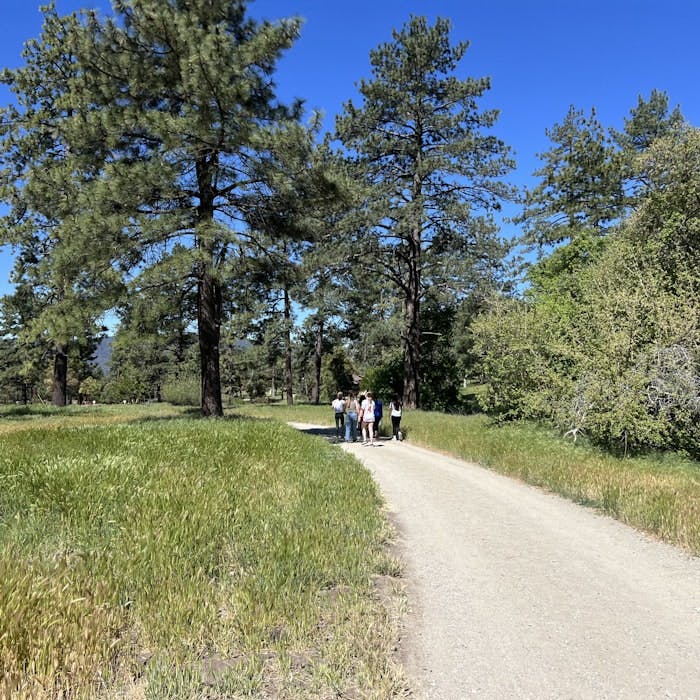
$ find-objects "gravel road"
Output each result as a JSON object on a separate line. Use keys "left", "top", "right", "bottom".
{"left": 338, "top": 436, "right": 700, "bottom": 700}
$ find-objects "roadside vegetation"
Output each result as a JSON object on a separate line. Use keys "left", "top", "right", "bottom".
{"left": 236, "top": 402, "right": 700, "bottom": 557}
{"left": 0, "top": 404, "right": 407, "bottom": 699}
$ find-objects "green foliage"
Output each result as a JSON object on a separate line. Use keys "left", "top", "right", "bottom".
{"left": 101, "top": 365, "right": 149, "bottom": 404}
{"left": 476, "top": 125, "right": 700, "bottom": 456}
{"left": 335, "top": 15, "right": 514, "bottom": 407}
{"left": 0, "top": 405, "right": 404, "bottom": 698}
{"left": 78, "top": 376, "right": 101, "bottom": 403}
{"left": 361, "top": 351, "right": 403, "bottom": 402}
{"left": 516, "top": 106, "right": 624, "bottom": 247}
{"left": 161, "top": 372, "right": 201, "bottom": 407}
{"left": 473, "top": 296, "right": 578, "bottom": 421}
{"left": 0, "top": 1, "right": 334, "bottom": 417}
{"left": 321, "top": 347, "right": 356, "bottom": 402}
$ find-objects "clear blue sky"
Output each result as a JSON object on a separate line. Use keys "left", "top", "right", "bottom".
{"left": 2, "top": 0, "right": 699, "bottom": 296}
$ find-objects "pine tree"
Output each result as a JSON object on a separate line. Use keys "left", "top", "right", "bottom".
{"left": 0, "top": 8, "right": 121, "bottom": 405}
{"left": 516, "top": 106, "right": 625, "bottom": 248}
{"left": 2, "top": 1, "right": 321, "bottom": 416}
{"left": 336, "top": 16, "right": 514, "bottom": 408}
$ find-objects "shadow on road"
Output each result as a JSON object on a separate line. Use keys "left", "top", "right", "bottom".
{"left": 291, "top": 423, "right": 390, "bottom": 446}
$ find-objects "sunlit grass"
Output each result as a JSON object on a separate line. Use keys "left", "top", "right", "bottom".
{"left": 0, "top": 405, "right": 407, "bottom": 699}
{"left": 233, "top": 401, "right": 335, "bottom": 427}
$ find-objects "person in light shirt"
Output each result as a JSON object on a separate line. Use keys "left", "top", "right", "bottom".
{"left": 360, "top": 391, "right": 376, "bottom": 446}
{"left": 331, "top": 391, "right": 345, "bottom": 441}
{"left": 390, "top": 394, "right": 402, "bottom": 440}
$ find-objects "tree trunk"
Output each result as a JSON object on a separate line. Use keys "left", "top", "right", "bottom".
{"left": 403, "top": 226, "right": 421, "bottom": 409}
{"left": 311, "top": 318, "right": 323, "bottom": 405}
{"left": 196, "top": 153, "right": 224, "bottom": 417}
{"left": 283, "top": 286, "right": 294, "bottom": 405}
{"left": 52, "top": 344, "right": 68, "bottom": 407}
{"left": 198, "top": 266, "right": 223, "bottom": 417}
{"left": 403, "top": 295, "right": 420, "bottom": 409}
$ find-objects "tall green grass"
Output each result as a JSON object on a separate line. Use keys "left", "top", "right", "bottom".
{"left": 0, "top": 405, "right": 406, "bottom": 699}
{"left": 234, "top": 402, "right": 335, "bottom": 427}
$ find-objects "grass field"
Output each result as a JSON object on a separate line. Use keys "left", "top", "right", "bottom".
{"left": 236, "top": 401, "right": 700, "bottom": 556}
{"left": 5, "top": 399, "right": 699, "bottom": 697}
{"left": 0, "top": 404, "right": 407, "bottom": 699}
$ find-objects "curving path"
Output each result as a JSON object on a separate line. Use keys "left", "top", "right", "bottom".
{"left": 334, "top": 435, "right": 700, "bottom": 700}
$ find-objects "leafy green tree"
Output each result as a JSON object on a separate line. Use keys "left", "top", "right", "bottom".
{"left": 472, "top": 293, "right": 580, "bottom": 423}
{"left": 78, "top": 375, "right": 101, "bottom": 403}
{"left": 476, "top": 126, "right": 700, "bottom": 455}
{"left": 336, "top": 15, "right": 514, "bottom": 408}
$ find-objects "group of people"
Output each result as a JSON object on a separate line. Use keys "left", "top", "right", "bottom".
{"left": 332, "top": 391, "right": 403, "bottom": 445}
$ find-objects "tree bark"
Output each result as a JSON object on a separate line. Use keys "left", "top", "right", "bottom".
{"left": 403, "top": 294, "right": 420, "bottom": 409}
{"left": 198, "top": 266, "right": 223, "bottom": 416}
{"left": 196, "top": 153, "right": 224, "bottom": 417}
{"left": 403, "top": 221, "right": 422, "bottom": 409}
{"left": 311, "top": 317, "right": 323, "bottom": 405}
{"left": 283, "top": 285, "right": 294, "bottom": 405}
{"left": 52, "top": 344, "right": 68, "bottom": 407}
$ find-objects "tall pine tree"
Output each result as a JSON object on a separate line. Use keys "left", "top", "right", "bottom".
{"left": 336, "top": 16, "right": 514, "bottom": 408}
{"left": 2, "top": 1, "right": 323, "bottom": 416}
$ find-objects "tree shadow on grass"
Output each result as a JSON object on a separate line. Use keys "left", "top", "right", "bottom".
{"left": 129, "top": 407, "right": 254, "bottom": 425}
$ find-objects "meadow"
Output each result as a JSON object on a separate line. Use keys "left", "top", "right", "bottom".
{"left": 239, "top": 402, "right": 700, "bottom": 556}
{"left": 4, "top": 400, "right": 699, "bottom": 698}
{"left": 0, "top": 404, "right": 406, "bottom": 699}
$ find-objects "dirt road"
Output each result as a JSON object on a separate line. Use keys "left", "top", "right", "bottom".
{"left": 338, "top": 436, "right": 700, "bottom": 699}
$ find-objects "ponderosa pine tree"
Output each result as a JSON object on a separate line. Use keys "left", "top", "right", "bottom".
{"left": 613, "top": 90, "right": 686, "bottom": 207}
{"left": 0, "top": 8, "right": 121, "bottom": 406}
{"left": 336, "top": 16, "right": 514, "bottom": 408}
{"left": 516, "top": 106, "right": 625, "bottom": 248}
{"left": 3, "top": 1, "right": 325, "bottom": 416}
{"left": 83, "top": 0, "right": 326, "bottom": 416}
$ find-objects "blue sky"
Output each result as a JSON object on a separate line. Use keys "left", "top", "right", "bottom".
{"left": 2, "top": 0, "right": 699, "bottom": 296}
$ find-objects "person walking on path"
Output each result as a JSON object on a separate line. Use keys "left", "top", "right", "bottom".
{"left": 373, "top": 396, "right": 383, "bottom": 440}
{"left": 361, "top": 391, "right": 376, "bottom": 445}
{"left": 390, "top": 394, "right": 402, "bottom": 440}
{"left": 331, "top": 392, "right": 345, "bottom": 442}
{"left": 344, "top": 392, "right": 360, "bottom": 443}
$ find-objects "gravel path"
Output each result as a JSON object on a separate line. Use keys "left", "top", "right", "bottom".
{"left": 337, "top": 436, "right": 700, "bottom": 700}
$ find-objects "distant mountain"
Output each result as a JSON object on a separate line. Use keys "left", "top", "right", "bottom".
{"left": 94, "top": 336, "right": 113, "bottom": 375}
